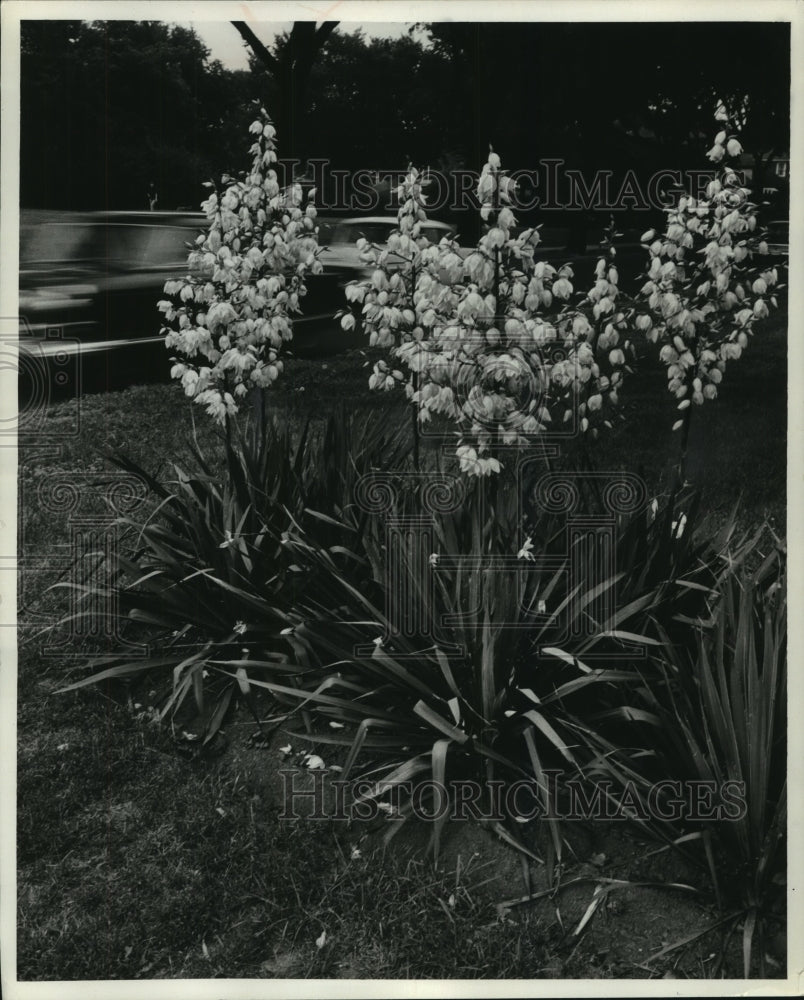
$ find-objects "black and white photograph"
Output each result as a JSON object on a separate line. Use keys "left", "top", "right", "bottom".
{"left": 1, "top": 1, "right": 801, "bottom": 995}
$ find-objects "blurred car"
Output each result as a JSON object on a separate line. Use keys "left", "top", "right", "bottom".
{"left": 289, "top": 216, "right": 458, "bottom": 355}
{"left": 317, "top": 216, "right": 456, "bottom": 271}
{"left": 16, "top": 211, "right": 457, "bottom": 395}
{"left": 20, "top": 209, "right": 205, "bottom": 353}
{"left": 18, "top": 210, "right": 207, "bottom": 401}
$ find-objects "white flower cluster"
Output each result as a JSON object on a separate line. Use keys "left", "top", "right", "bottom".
{"left": 343, "top": 152, "right": 630, "bottom": 475}
{"left": 340, "top": 105, "right": 781, "bottom": 472}
{"left": 158, "top": 108, "right": 322, "bottom": 423}
{"left": 340, "top": 165, "right": 448, "bottom": 381}
{"left": 635, "top": 102, "right": 780, "bottom": 425}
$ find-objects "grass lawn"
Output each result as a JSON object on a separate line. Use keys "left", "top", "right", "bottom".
{"left": 15, "top": 308, "right": 787, "bottom": 980}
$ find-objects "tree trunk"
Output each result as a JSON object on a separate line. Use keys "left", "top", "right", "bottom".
{"left": 232, "top": 20, "right": 338, "bottom": 167}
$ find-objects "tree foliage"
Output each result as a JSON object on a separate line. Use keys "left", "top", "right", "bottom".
{"left": 21, "top": 20, "right": 259, "bottom": 209}
{"left": 20, "top": 19, "right": 789, "bottom": 215}
{"left": 419, "top": 21, "right": 790, "bottom": 167}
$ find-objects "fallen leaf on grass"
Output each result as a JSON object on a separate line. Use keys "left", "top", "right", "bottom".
{"left": 574, "top": 886, "right": 606, "bottom": 936}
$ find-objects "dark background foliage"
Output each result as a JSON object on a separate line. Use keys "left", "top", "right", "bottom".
{"left": 21, "top": 19, "right": 790, "bottom": 223}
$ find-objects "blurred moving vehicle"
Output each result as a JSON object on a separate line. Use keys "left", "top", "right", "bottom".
{"left": 16, "top": 211, "right": 457, "bottom": 401}
{"left": 19, "top": 210, "right": 204, "bottom": 355}
{"left": 19, "top": 211, "right": 451, "bottom": 384}
{"left": 14, "top": 210, "right": 351, "bottom": 401}
{"left": 317, "top": 216, "right": 456, "bottom": 270}
{"left": 18, "top": 211, "right": 206, "bottom": 402}
{"left": 299, "top": 216, "right": 458, "bottom": 351}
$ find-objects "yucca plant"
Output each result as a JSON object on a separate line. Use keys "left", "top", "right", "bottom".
{"left": 227, "top": 464, "right": 780, "bottom": 868}
{"left": 621, "top": 534, "right": 786, "bottom": 976}
{"left": 54, "top": 406, "right": 410, "bottom": 742}
{"left": 220, "top": 470, "right": 664, "bottom": 865}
